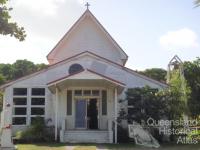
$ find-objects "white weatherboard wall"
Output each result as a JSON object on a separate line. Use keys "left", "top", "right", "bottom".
{"left": 1, "top": 87, "right": 14, "bottom": 148}
{"left": 1, "top": 54, "right": 166, "bottom": 135}
{"left": 7, "top": 55, "right": 165, "bottom": 91}
{"left": 50, "top": 15, "right": 124, "bottom": 65}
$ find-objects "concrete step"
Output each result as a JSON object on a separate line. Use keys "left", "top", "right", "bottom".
{"left": 63, "top": 130, "right": 110, "bottom": 143}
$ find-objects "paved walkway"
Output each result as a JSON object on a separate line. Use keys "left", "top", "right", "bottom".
{"left": 66, "top": 145, "right": 108, "bottom": 150}
{"left": 66, "top": 146, "right": 75, "bottom": 150}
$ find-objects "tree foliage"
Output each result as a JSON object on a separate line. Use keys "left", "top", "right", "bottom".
{"left": 120, "top": 65, "right": 191, "bottom": 123}
{"left": 184, "top": 58, "right": 200, "bottom": 118}
{"left": 0, "top": 73, "right": 5, "bottom": 85}
{"left": 119, "top": 84, "right": 190, "bottom": 142}
{"left": 0, "top": 0, "right": 26, "bottom": 41}
{"left": 0, "top": 60, "right": 48, "bottom": 85}
{"left": 12, "top": 60, "right": 37, "bottom": 79}
{"left": 169, "top": 69, "right": 190, "bottom": 115}
{"left": 194, "top": 0, "right": 200, "bottom": 7}
{"left": 121, "top": 86, "right": 168, "bottom": 124}
{"left": 139, "top": 68, "right": 167, "bottom": 82}
{"left": 0, "top": 60, "right": 47, "bottom": 112}
{"left": 121, "top": 85, "right": 189, "bottom": 126}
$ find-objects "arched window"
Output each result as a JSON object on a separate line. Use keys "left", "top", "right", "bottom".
{"left": 68, "top": 64, "right": 83, "bottom": 75}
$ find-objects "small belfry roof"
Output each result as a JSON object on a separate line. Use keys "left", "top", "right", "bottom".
{"left": 46, "top": 9, "right": 128, "bottom": 65}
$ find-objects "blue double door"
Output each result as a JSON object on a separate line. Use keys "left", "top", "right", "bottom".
{"left": 75, "top": 99, "right": 98, "bottom": 129}
{"left": 75, "top": 99, "right": 87, "bottom": 128}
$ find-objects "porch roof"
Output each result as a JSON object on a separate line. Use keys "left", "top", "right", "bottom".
{"left": 47, "top": 69, "right": 125, "bottom": 93}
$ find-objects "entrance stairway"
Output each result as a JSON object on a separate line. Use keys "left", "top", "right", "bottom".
{"left": 62, "top": 130, "right": 110, "bottom": 143}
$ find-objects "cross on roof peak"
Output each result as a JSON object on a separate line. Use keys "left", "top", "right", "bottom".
{"left": 85, "top": 2, "right": 90, "bottom": 9}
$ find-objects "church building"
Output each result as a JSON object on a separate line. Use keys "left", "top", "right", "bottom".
{"left": 0, "top": 6, "right": 167, "bottom": 147}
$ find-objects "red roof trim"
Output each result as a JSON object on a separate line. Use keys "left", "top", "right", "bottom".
{"left": 47, "top": 69, "right": 126, "bottom": 86}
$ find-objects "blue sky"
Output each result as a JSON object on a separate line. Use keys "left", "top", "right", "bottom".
{"left": 0, "top": 0, "right": 200, "bottom": 70}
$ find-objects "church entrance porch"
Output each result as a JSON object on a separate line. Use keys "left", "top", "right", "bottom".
{"left": 47, "top": 69, "right": 125, "bottom": 143}
{"left": 59, "top": 88, "right": 113, "bottom": 143}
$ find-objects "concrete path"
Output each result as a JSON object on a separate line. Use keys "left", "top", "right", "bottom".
{"left": 66, "top": 146, "right": 75, "bottom": 150}
{"left": 65, "top": 145, "right": 108, "bottom": 150}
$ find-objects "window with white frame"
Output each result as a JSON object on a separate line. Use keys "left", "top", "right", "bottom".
{"left": 30, "top": 88, "right": 45, "bottom": 124}
{"left": 12, "top": 87, "right": 46, "bottom": 125}
{"left": 12, "top": 88, "right": 27, "bottom": 125}
{"left": 74, "top": 90, "right": 100, "bottom": 97}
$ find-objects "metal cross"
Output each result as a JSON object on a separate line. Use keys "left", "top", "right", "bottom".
{"left": 85, "top": 2, "right": 90, "bottom": 9}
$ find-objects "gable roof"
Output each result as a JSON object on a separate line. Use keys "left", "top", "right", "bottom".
{"left": 47, "top": 9, "right": 128, "bottom": 65}
{"left": 0, "top": 51, "right": 168, "bottom": 90}
{"left": 47, "top": 69, "right": 126, "bottom": 87}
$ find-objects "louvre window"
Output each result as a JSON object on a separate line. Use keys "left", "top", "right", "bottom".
{"left": 74, "top": 90, "right": 82, "bottom": 96}
{"left": 92, "top": 90, "right": 99, "bottom": 96}
{"left": 12, "top": 117, "right": 26, "bottom": 125}
{"left": 31, "top": 117, "right": 44, "bottom": 124}
{"left": 14, "top": 108, "right": 27, "bottom": 115}
{"left": 13, "top": 88, "right": 28, "bottom": 125}
{"left": 74, "top": 90, "right": 100, "bottom": 96}
{"left": 13, "top": 88, "right": 27, "bottom": 95}
{"left": 83, "top": 90, "right": 91, "bottom": 96}
{"left": 32, "top": 88, "right": 45, "bottom": 96}
{"left": 12, "top": 87, "right": 46, "bottom": 126}
{"left": 30, "top": 88, "right": 45, "bottom": 122}
{"left": 31, "top": 108, "right": 45, "bottom": 115}
{"left": 13, "top": 98, "right": 27, "bottom": 105}
{"left": 31, "top": 98, "right": 45, "bottom": 105}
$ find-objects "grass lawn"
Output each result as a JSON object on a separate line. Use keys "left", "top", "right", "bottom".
{"left": 16, "top": 143, "right": 200, "bottom": 150}
{"left": 16, "top": 143, "right": 66, "bottom": 150}
{"left": 73, "top": 146, "right": 96, "bottom": 150}
{"left": 103, "top": 143, "right": 200, "bottom": 150}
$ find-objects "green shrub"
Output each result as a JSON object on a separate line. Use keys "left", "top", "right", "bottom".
{"left": 188, "top": 128, "right": 200, "bottom": 142}
{"left": 117, "top": 125, "right": 130, "bottom": 143}
{"left": 15, "top": 116, "right": 54, "bottom": 143}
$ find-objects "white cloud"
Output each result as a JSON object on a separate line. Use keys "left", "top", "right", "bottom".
{"left": 159, "top": 28, "right": 199, "bottom": 50}
{"left": 14, "top": 0, "right": 66, "bottom": 16}
{"left": 0, "top": 0, "right": 86, "bottom": 64}
{"left": 0, "top": 33, "right": 55, "bottom": 64}
{"left": 77, "top": 0, "right": 85, "bottom": 4}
